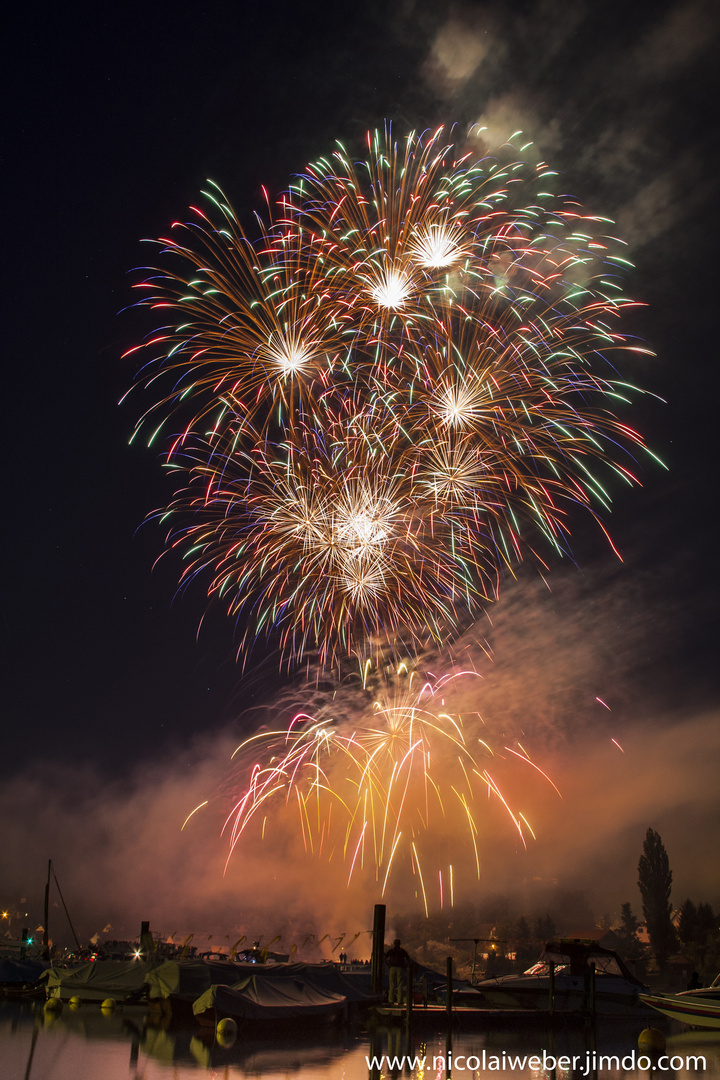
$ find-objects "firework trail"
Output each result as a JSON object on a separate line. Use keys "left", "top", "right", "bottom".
{"left": 216, "top": 657, "right": 560, "bottom": 913}
{"left": 127, "top": 124, "right": 656, "bottom": 669}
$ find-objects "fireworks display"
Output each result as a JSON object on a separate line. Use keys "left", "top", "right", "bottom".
{"left": 128, "top": 124, "right": 655, "bottom": 670}
{"left": 129, "top": 125, "right": 657, "bottom": 899}
{"left": 216, "top": 657, "right": 561, "bottom": 912}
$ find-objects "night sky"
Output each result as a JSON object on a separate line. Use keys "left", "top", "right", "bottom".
{"left": 3, "top": 0, "right": 719, "bottom": 940}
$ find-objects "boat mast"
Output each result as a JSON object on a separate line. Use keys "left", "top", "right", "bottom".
{"left": 43, "top": 859, "right": 51, "bottom": 957}
{"left": 44, "top": 860, "right": 82, "bottom": 954}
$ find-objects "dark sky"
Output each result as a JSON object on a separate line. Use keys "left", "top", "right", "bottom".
{"left": 3, "top": 0, "right": 719, "bottom": 934}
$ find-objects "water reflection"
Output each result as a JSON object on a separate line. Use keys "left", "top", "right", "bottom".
{"left": 2, "top": 1001, "right": 720, "bottom": 1080}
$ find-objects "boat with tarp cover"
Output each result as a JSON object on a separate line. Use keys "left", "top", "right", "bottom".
{"left": 146, "top": 959, "right": 376, "bottom": 1022}
{"left": 193, "top": 973, "right": 348, "bottom": 1024}
{"left": 43, "top": 960, "right": 155, "bottom": 1003}
{"left": 0, "top": 958, "right": 49, "bottom": 998}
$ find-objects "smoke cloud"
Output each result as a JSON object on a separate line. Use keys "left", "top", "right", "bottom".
{"left": 416, "top": 0, "right": 719, "bottom": 254}
{"left": 3, "top": 542, "right": 717, "bottom": 949}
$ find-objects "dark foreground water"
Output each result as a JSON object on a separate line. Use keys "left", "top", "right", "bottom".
{"left": 2, "top": 1001, "right": 720, "bottom": 1080}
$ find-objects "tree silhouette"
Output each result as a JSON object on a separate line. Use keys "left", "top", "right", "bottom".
{"left": 616, "top": 901, "right": 646, "bottom": 968}
{"left": 533, "top": 913, "right": 556, "bottom": 944}
{"left": 677, "top": 899, "right": 698, "bottom": 947}
{"left": 637, "top": 828, "right": 675, "bottom": 969}
{"left": 676, "top": 898, "right": 717, "bottom": 969}
{"left": 514, "top": 916, "right": 535, "bottom": 970}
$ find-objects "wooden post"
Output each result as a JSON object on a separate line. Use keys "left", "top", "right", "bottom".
{"left": 422, "top": 972, "right": 428, "bottom": 1009}
{"left": 371, "top": 904, "right": 386, "bottom": 996}
{"left": 406, "top": 964, "right": 414, "bottom": 1024}
{"left": 140, "top": 921, "right": 154, "bottom": 957}
{"left": 548, "top": 961, "right": 555, "bottom": 1016}
{"left": 583, "top": 962, "right": 591, "bottom": 1014}
{"left": 589, "top": 961, "right": 596, "bottom": 1019}
{"left": 446, "top": 956, "right": 453, "bottom": 1017}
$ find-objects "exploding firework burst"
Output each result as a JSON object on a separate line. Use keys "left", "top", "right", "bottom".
{"left": 214, "top": 659, "right": 560, "bottom": 910}
{"left": 127, "top": 123, "right": 657, "bottom": 667}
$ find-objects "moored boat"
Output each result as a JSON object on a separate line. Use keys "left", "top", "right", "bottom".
{"left": 43, "top": 959, "right": 155, "bottom": 1003}
{"left": 639, "top": 991, "right": 720, "bottom": 1029}
{"left": 475, "top": 939, "right": 649, "bottom": 1015}
{"left": 0, "top": 957, "right": 49, "bottom": 999}
{"left": 146, "top": 958, "right": 377, "bottom": 1022}
{"left": 640, "top": 977, "right": 720, "bottom": 1029}
{"left": 193, "top": 973, "right": 347, "bottom": 1024}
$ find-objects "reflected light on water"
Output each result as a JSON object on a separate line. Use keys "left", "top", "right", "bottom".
{"left": 2, "top": 1002, "right": 720, "bottom": 1080}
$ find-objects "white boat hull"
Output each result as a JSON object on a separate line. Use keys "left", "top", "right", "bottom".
{"left": 640, "top": 993, "right": 720, "bottom": 1029}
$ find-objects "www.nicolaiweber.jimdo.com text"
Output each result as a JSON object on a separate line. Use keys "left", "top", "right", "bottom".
{"left": 365, "top": 1050, "right": 707, "bottom": 1074}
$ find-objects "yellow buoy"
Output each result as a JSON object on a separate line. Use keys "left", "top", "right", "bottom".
{"left": 68, "top": 995, "right": 81, "bottom": 1008}
{"left": 101, "top": 997, "right": 117, "bottom": 1010}
{"left": 44, "top": 997, "right": 63, "bottom": 1012}
{"left": 638, "top": 1028, "right": 666, "bottom": 1052}
{"left": 216, "top": 1016, "right": 238, "bottom": 1047}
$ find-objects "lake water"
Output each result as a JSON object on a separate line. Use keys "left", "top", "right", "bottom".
{"left": 2, "top": 1001, "right": 720, "bottom": 1080}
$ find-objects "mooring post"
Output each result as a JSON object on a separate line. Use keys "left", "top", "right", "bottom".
{"left": 589, "top": 961, "right": 596, "bottom": 1020}
{"left": 548, "top": 961, "right": 555, "bottom": 1016}
{"left": 371, "top": 904, "right": 386, "bottom": 996}
{"left": 583, "top": 962, "right": 591, "bottom": 1014}
{"left": 446, "top": 956, "right": 453, "bottom": 1018}
{"left": 140, "top": 920, "right": 154, "bottom": 958}
{"left": 405, "top": 963, "right": 414, "bottom": 1024}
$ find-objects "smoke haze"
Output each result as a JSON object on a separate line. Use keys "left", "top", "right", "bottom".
{"left": 3, "top": 547, "right": 717, "bottom": 948}
{"left": 3, "top": 0, "right": 717, "bottom": 955}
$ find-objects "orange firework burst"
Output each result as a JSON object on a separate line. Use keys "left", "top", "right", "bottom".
{"left": 217, "top": 659, "right": 561, "bottom": 909}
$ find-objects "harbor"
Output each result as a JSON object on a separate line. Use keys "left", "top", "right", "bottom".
{"left": 3, "top": 900, "right": 720, "bottom": 1079}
